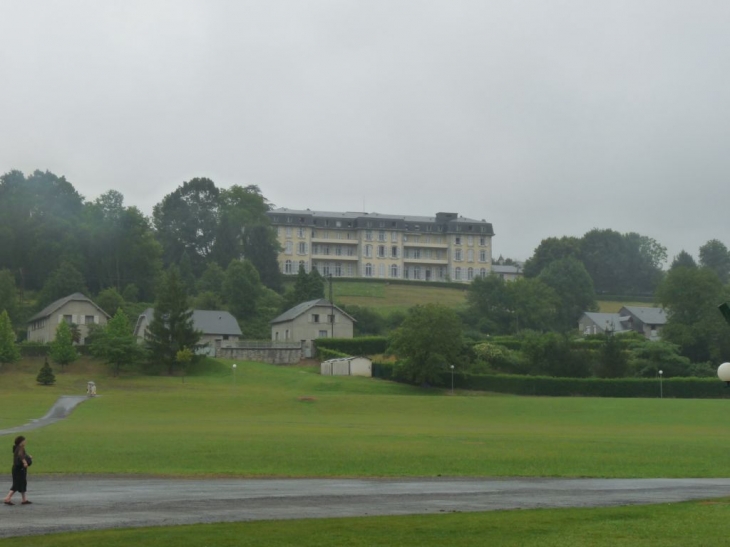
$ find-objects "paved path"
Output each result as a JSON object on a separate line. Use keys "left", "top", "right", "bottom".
{"left": 2, "top": 476, "right": 730, "bottom": 538}
{"left": 0, "top": 396, "right": 89, "bottom": 436}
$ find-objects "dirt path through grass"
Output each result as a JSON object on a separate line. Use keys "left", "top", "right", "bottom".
{"left": 3, "top": 477, "right": 730, "bottom": 538}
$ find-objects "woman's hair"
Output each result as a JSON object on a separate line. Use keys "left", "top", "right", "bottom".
{"left": 13, "top": 436, "right": 25, "bottom": 455}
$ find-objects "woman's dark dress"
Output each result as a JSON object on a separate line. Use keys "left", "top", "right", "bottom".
{"left": 10, "top": 450, "right": 28, "bottom": 493}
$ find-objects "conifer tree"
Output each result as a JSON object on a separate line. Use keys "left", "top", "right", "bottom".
{"left": 36, "top": 357, "right": 56, "bottom": 385}
{"left": 146, "top": 267, "right": 200, "bottom": 375}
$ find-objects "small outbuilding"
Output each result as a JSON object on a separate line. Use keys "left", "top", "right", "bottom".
{"left": 321, "top": 356, "right": 372, "bottom": 377}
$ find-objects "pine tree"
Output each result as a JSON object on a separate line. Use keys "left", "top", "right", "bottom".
{"left": 0, "top": 310, "right": 20, "bottom": 365}
{"left": 146, "top": 267, "right": 201, "bottom": 375}
{"left": 36, "top": 357, "right": 56, "bottom": 385}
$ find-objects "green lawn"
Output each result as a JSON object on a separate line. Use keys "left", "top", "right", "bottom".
{"left": 2, "top": 358, "right": 730, "bottom": 478}
{"left": 2, "top": 498, "right": 730, "bottom": 546}
{"left": 3, "top": 358, "right": 730, "bottom": 545}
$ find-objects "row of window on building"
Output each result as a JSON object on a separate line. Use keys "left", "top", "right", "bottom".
{"left": 280, "top": 227, "right": 489, "bottom": 247}
{"left": 281, "top": 260, "right": 490, "bottom": 281}
{"left": 284, "top": 242, "right": 489, "bottom": 262}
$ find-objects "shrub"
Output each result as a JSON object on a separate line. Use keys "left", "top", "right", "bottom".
{"left": 314, "top": 337, "right": 388, "bottom": 356}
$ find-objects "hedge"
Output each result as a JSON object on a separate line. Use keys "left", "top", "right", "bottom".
{"left": 18, "top": 343, "right": 92, "bottom": 357}
{"left": 315, "top": 336, "right": 388, "bottom": 356}
{"left": 372, "top": 362, "right": 730, "bottom": 398}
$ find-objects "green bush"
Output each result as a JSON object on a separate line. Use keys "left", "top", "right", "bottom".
{"left": 19, "top": 342, "right": 51, "bottom": 357}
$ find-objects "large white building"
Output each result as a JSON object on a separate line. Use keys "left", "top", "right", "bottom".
{"left": 266, "top": 209, "right": 495, "bottom": 283}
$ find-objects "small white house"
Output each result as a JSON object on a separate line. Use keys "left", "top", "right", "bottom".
{"left": 321, "top": 356, "right": 372, "bottom": 377}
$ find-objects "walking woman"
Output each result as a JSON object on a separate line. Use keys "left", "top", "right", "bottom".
{"left": 3, "top": 436, "right": 32, "bottom": 505}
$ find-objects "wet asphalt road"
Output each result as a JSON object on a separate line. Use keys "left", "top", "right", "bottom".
{"left": 2, "top": 476, "right": 730, "bottom": 538}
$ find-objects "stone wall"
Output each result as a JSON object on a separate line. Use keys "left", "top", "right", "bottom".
{"left": 217, "top": 346, "right": 303, "bottom": 364}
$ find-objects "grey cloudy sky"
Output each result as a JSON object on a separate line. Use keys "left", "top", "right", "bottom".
{"left": 2, "top": 0, "right": 729, "bottom": 263}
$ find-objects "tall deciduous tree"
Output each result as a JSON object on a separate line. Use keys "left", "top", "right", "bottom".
{"left": 538, "top": 257, "right": 597, "bottom": 331}
{"left": 146, "top": 267, "right": 201, "bottom": 375}
{"left": 0, "top": 269, "right": 19, "bottom": 323}
{"left": 523, "top": 236, "right": 582, "bottom": 278}
{"left": 656, "top": 266, "right": 730, "bottom": 363}
{"left": 50, "top": 321, "right": 78, "bottom": 370}
{"left": 0, "top": 310, "right": 20, "bottom": 365}
{"left": 670, "top": 250, "right": 697, "bottom": 270}
{"left": 699, "top": 239, "right": 730, "bottom": 284}
{"left": 37, "top": 261, "right": 87, "bottom": 309}
{"left": 153, "top": 178, "right": 221, "bottom": 276}
{"left": 389, "top": 304, "right": 464, "bottom": 385}
{"left": 223, "top": 259, "right": 263, "bottom": 320}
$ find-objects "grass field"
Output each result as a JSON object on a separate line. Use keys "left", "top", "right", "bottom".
{"left": 328, "top": 279, "right": 652, "bottom": 316}
{"left": 3, "top": 358, "right": 730, "bottom": 545}
{"left": 2, "top": 357, "right": 730, "bottom": 478}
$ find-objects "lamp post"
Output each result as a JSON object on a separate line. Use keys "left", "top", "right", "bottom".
{"left": 232, "top": 363, "right": 237, "bottom": 386}
{"left": 450, "top": 365, "right": 455, "bottom": 395}
{"left": 658, "top": 369, "right": 663, "bottom": 398}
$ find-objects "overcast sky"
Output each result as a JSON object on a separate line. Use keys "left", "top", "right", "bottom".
{"left": 2, "top": 1, "right": 729, "bottom": 263}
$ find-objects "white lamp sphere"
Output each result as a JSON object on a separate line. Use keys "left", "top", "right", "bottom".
{"left": 718, "top": 363, "right": 730, "bottom": 382}
{"left": 232, "top": 364, "right": 237, "bottom": 369}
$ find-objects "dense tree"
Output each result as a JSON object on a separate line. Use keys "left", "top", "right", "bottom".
{"left": 595, "top": 333, "right": 628, "bottom": 378}
{"left": 505, "top": 278, "right": 559, "bottom": 333}
{"left": 464, "top": 275, "right": 511, "bottom": 334}
{"left": 91, "top": 309, "right": 144, "bottom": 376}
{"left": 340, "top": 304, "right": 385, "bottom": 336}
{"left": 197, "top": 262, "right": 226, "bottom": 296}
{"left": 523, "top": 236, "right": 582, "bottom": 278}
{"left": 670, "top": 250, "right": 697, "bottom": 270}
{"left": 521, "top": 332, "right": 591, "bottom": 378}
{"left": 153, "top": 178, "right": 221, "bottom": 276}
{"left": 699, "top": 239, "right": 730, "bottom": 284}
{"left": 36, "top": 357, "right": 56, "bottom": 385}
{"left": 50, "top": 321, "right": 79, "bottom": 370}
{"left": 95, "top": 287, "right": 125, "bottom": 317}
{"left": 0, "top": 269, "right": 19, "bottom": 323}
{"left": 242, "top": 224, "right": 283, "bottom": 293}
{"left": 655, "top": 266, "right": 730, "bottom": 363}
{"left": 0, "top": 170, "right": 85, "bottom": 291}
{"left": 628, "top": 341, "right": 691, "bottom": 378}
{"left": 0, "top": 310, "right": 20, "bottom": 365}
{"left": 283, "top": 265, "right": 325, "bottom": 310}
{"left": 538, "top": 257, "right": 597, "bottom": 331}
{"left": 37, "top": 261, "right": 87, "bottom": 308}
{"left": 223, "top": 259, "right": 264, "bottom": 320}
{"left": 579, "top": 229, "right": 628, "bottom": 294}
{"left": 146, "top": 267, "right": 201, "bottom": 375}
{"left": 389, "top": 304, "right": 464, "bottom": 385}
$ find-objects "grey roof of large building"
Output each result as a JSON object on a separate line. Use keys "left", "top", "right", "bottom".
{"left": 28, "top": 292, "right": 110, "bottom": 323}
{"left": 137, "top": 308, "right": 242, "bottom": 336}
{"left": 270, "top": 299, "right": 356, "bottom": 325}
{"left": 620, "top": 306, "right": 667, "bottom": 326}
{"left": 267, "top": 208, "right": 494, "bottom": 235}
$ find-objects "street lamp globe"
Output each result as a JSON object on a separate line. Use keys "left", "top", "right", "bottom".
{"left": 718, "top": 362, "right": 730, "bottom": 384}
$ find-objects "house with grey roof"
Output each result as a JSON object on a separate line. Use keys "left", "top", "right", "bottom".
{"left": 578, "top": 312, "right": 630, "bottom": 336}
{"left": 618, "top": 306, "right": 667, "bottom": 341}
{"left": 133, "top": 308, "right": 242, "bottom": 356}
{"left": 270, "top": 299, "right": 355, "bottom": 358}
{"left": 578, "top": 306, "right": 667, "bottom": 340}
{"left": 26, "top": 292, "right": 110, "bottom": 344}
